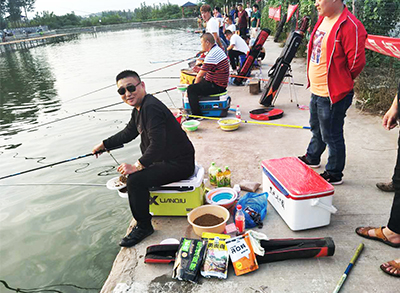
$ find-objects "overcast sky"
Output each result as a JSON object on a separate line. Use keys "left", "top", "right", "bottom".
{"left": 30, "top": 0, "right": 195, "bottom": 17}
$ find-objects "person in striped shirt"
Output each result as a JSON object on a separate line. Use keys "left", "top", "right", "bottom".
{"left": 187, "top": 33, "right": 229, "bottom": 115}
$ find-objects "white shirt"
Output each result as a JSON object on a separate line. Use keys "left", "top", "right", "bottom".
{"left": 206, "top": 17, "right": 220, "bottom": 36}
{"left": 229, "top": 34, "right": 249, "bottom": 54}
{"left": 245, "top": 8, "right": 252, "bottom": 17}
{"left": 226, "top": 24, "right": 236, "bottom": 33}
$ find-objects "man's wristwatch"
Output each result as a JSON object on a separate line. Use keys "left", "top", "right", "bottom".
{"left": 134, "top": 161, "right": 144, "bottom": 171}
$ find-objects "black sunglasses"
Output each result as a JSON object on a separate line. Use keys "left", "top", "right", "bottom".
{"left": 117, "top": 81, "right": 141, "bottom": 95}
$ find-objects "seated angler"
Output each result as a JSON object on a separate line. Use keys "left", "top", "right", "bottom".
{"left": 92, "top": 70, "right": 195, "bottom": 247}
{"left": 187, "top": 33, "right": 229, "bottom": 116}
{"left": 225, "top": 30, "right": 249, "bottom": 73}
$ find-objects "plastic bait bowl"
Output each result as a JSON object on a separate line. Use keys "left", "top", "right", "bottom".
{"left": 218, "top": 118, "right": 241, "bottom": 131}
{"left": 177, "top": 84, "right": 189, "bottom": 92}
{"left": 205, "top": 187, "right": 238, "bottom": 209}
{"left": 182, "top": 120, "right": 200, "bottom": 132}
{"left": 187, "top": 205, "right": 230, "bottom": 237}
{"left": 170, "top": 108, "right": 183, "bottom": 124}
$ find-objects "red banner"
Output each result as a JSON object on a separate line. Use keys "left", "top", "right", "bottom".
{"left": 286, "top": 4, "right": 298, "bottom": 23}
{"left": 365, "top": 35, "right": 400, "bottom": 59}
{"left": 269, "top": 6, "right": 281, "bottom": 22}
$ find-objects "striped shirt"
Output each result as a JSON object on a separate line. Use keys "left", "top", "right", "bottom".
{"left": 202, "top": 45, "right": 229, "bottom": 88}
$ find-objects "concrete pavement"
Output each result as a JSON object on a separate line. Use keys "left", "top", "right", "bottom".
{"left": 101, "top": 38, "right": 399, "bottom": 293}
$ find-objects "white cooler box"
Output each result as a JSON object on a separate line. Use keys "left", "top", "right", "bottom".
{"left": 262, "top": 157, "right": 336, "bottom": 231}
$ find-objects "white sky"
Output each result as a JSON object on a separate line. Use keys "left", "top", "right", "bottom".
{"left": 29, "top": 0, "right": 196, "bottom": 17}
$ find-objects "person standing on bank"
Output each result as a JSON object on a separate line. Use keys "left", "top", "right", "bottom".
{"left": 201, "top": 4, "right": 224, "bottom": 49}
{"left": 250, "top": 4, "right": 261, "bottom": 39}
{"left": 356, "top": 82, "right": 400, "bottom": 277}
{"left": 298, "top": 0, "right": 367, "bottom": 185}
{"left": 187, "top": 33, "right": 229, "bottom": 115}
{"left": 92, "top": 70, "right": 195, "bottom": 247}
{"left": 237, "top": 3, "right": 248, "bottom": 37}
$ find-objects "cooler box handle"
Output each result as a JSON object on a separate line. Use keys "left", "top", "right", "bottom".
{"left": 311, "top": 199, "right": 337, "bottom": 214}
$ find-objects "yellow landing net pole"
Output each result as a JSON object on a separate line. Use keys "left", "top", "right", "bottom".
{"left": 185, "top": 115, "right": 311, "bottom": 130}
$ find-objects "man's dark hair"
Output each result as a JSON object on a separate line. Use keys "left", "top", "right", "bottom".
{"left": 225, "top": 30, "right": 233, "bottom": 36}
{"left": 253, "top": 4, "right": 259, "bottom": 9}
{"left": 214, "top": 6, "right": 220, "bottom": 13}
{"left": 116, "top": 70, "right": 141, "bottom": 83}
{"left": 200, "top": 4, "right": 211, "bottom": 13}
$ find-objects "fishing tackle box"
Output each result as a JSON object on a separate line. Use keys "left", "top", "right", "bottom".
{"left": 183, "top": 92, "right": 231, "bottom": 117}
{"left": 261, "top": 157, "right": 336, "bottom": 231}
{"left": 149, "top": 164, "right": 205, "bottom": 216}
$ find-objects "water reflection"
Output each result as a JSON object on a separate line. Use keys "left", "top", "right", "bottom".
{"left": 0, "top": 50, "right": 59, "bottom": 136}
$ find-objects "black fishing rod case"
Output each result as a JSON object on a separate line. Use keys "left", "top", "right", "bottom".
{"left": 144, "top": 237, "right": 334, "bottom": 264}
{"left": 259, "top": 16, "right": 310, "bottom": 107}
{"left": 233, "top": 28, "right": 271, "bottom": 86}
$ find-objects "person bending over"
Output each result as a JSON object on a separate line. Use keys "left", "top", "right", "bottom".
{"left": 187, "top": 33, "right": 229, "bottom": 116}
{"left": 92, "top": 70, "right": 195, "bottom": 247}
{"left": 225, "top": 30, "right": 249, "bottom": 72}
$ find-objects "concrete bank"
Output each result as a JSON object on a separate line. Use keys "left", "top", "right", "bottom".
{"left": 101, "top": 38, "right": 399, "bottom": 293}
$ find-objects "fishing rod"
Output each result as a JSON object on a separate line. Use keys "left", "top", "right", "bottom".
{"left": 0, "top": 145, "right": 124, "bottom": 181}
{"left": 63, "top": 55, "right": 195, "bottom": 104}
{"left": 185, "top": 114, "right": 311, "bottom": 130}
{"left": 20, "top": 87, "right": 177, "bottom": 133}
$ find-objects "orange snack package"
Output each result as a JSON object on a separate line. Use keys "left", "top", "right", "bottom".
{"left": 225, "top": 232, "right": 259, "bottom": 276}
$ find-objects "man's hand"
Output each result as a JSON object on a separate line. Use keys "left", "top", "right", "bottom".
{"left": 117, "top": 163, "right": 137, "bottom": 175}
{"left": 383, "top": 107, "right": 398, "bottom": 131}
{"left": 92, "top": 142, "right": 105, "bottom": 158}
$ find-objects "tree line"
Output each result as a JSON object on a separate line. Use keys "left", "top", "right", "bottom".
{"left": 0, "top": 1, "right": 197, "bottom": 30}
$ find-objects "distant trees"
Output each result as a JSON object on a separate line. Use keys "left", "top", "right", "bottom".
{"left": 1, "top": 1, "right": 191, "bottom": 29}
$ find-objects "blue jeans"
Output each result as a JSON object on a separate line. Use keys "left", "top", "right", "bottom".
{"left": 306, "top": 92, "right": 353, "bottom": 179}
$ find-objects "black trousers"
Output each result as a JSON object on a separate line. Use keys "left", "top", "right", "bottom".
{"left": 388, "top": 133, "right": 400, "bottom": 234}
{"left": 187, "top": 79, "right": 226, "bottom": 115}
{"left": 126, "top": 157, "right": 194, "bottom": 228}
{"left": 239, "top": 26, "right": 247, "bottom": 37}
{"left": 228, "top": 49, "right": 246, "bottom": 70}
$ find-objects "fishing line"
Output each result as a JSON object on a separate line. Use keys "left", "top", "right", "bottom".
{"left": 0, "top": 183, "right": 106, "bottom": 187}
{"left": 62, "top": 56, "right": 195, "bottom": 104}
{"left": 166, "top": 91, "right": 178, "bottom": 109}
{"left": 17, "top": 87, "right": 177, "bottom": 133}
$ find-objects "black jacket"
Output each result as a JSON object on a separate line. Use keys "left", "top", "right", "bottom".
{"left": 103, "top": 94, "right": 195, "bottom": 167}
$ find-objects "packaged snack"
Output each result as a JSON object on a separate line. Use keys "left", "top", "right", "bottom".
{"left": 225, "top": 232, "right": 259, "bottom": 276}
{"left": 201, "top": 232, "right": 231, "bottom": 279}
{"left": 172, "top": 238, "right": 207, "bottom": 283}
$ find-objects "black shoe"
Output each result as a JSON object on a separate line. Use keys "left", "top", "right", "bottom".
{"left": 376, "top": 181, "right": 394, "bottom": 192}
{"left": 320, "top": 171, "right": 343, "bottom": 185}
{"left": 298, "top": 155, "right": 321, "bottom": 168}
{"left": 119, "top": 225, "right": 154, "bottom": 247}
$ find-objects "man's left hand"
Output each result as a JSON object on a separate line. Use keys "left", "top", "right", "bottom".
{"left": 117, "top": 163, "right": 137, "bottom": 175}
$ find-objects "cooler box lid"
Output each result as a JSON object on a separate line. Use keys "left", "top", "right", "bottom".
{"left": 150, "top": 164, "right": 204, "bottom": 193}
{"left": 262, "top": 157, "right": 334, "bottom": 200}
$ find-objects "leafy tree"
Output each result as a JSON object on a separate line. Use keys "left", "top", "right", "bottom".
{"left": 20, "top": 0, "right": 35, "bottom": 20}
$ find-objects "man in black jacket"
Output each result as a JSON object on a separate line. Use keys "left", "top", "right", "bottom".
{"left": 92, "top": 70, "right": 195, "bottom": 247}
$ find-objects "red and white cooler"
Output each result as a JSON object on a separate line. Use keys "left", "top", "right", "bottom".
{"left": 262, "top": 157, "right": 336, "bottom": 231}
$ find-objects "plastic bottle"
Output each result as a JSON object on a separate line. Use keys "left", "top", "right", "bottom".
{"left": 235, "top": 105, "right": 242, "bottom": 120}
{"left": 208, "top": 162, "right": 218, "bottom": 186}
{"left": 216, "top": 168, "right": 225, "bottom": 187}
{"left": 223, "top": 166, "right": 231, "bottom": 187}
{"left": 235, "top": 205, "right": 245, "bottom": 234}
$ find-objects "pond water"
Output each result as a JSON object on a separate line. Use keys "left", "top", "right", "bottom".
{"left": 0, "top": 27, "right": 199, "bottom": 291}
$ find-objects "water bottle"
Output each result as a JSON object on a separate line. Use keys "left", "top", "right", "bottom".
{"left": 235, "top": 105, "right": 242, "bottom": 120}
{"left": 235, "top": 205, "right": 245, "bottom": 234}
{"left": 208, "top": 162, "right": 218, "bottom": 186}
